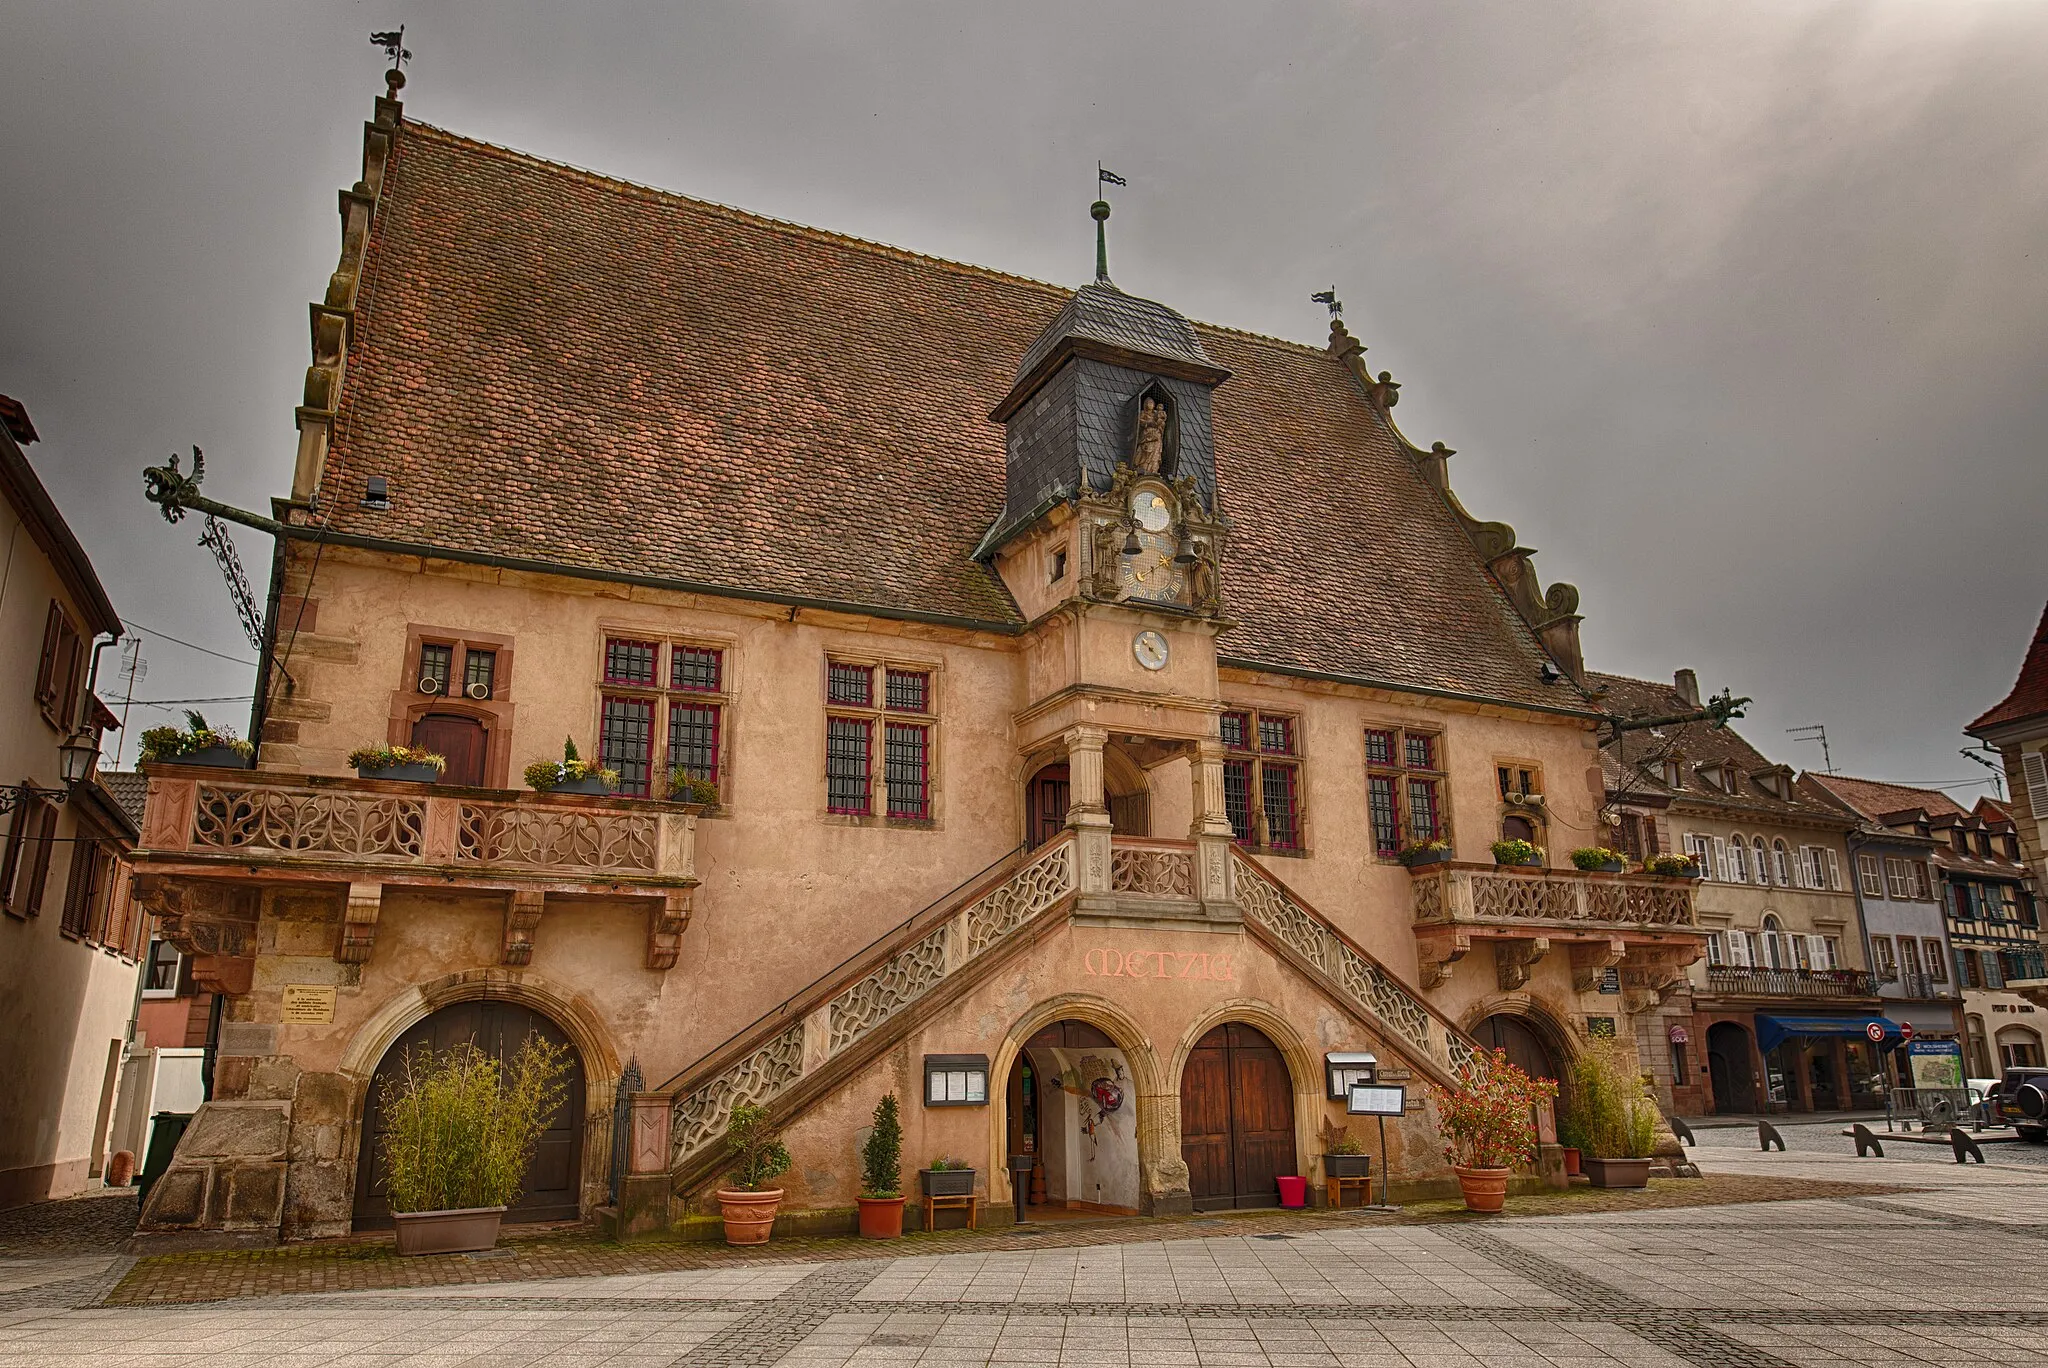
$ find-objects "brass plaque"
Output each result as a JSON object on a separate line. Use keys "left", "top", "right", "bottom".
{"left": 281, "top": 984, "right": 337, "bottom": 1024}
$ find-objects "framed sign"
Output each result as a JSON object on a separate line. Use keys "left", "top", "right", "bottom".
{"left": 924, "top": 1054, "right": 989, "bottom": 1106}
{"left": 1325, "top": 1052, "right": 1379, "bottom": 1099}
{"left": 1347, "top": 1083, "right": 1406, "bottom": 1116}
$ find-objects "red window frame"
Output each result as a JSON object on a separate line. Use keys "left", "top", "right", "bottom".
{"left": 1221, "top": 707, "right": 1302, "bottom": 850}
{"left": 826, "top": 716, "right": 873, "bottom": 814}
{"left": 1365, "top": 725, "right": 1447, "bottom": 858}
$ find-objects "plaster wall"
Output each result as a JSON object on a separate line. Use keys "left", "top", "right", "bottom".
{"left": 0, "top": 495, "right": 140, "bottom": 1208}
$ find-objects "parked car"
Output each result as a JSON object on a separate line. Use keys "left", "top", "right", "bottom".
{"left": 1968, "top": 1077, "right": 2000, "bottom": 1126}
{"left": 1992, "top": 1067, "right": 2048, "bottom": 1142}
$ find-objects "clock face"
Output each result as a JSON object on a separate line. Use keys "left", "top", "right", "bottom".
{"left": 1118, "top": 529, "right": 1185, "bottom": 603}
{"left": 1130, "top": 488, "right": 1172, "bottom": 533}
{"left": 1133, "top": 630, "right": 1170, "bottom": 671}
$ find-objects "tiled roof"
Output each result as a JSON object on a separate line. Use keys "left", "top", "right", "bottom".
{"left": 96, "top": 770, "right": 148, "bottom": 828}
{"left": 1591, "top": 670, "right": 1847, "bottom": 823}
{"left": 1969, "top": 601, "right": 2048, "bottom": 733}
{"left": 1802, "top": 773, "right": 1965, "bottom": 823}
{"left": 315, "top": 122, "right": 1590, "bottom": 715}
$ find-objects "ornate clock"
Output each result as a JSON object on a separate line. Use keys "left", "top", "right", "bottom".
{"left": 1118, "top": 486, "right": 1185, "bottom": 604}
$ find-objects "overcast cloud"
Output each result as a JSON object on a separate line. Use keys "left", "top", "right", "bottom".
{"left": 2, "top": 1, "right": 2042, "bottom": 794}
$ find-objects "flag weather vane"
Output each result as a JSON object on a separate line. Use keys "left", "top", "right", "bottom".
{"left": 1311, "top": 289, "right": 1342, "bottom": 321}
{"left": 1092, "top": 165, "right": 1126, "bottom": 285}
{"left": 370, "top": 27, "right": 412, "bottom": 70}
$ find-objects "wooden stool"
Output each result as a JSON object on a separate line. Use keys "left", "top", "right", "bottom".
{"left": 923, "top": 1193, "right": 977, "bottom": 1231}
{"left": 1325, "top": 1175, "right": 1373, "bottom": 1210}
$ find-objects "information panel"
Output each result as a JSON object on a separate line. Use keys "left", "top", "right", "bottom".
{"left": 1347, "top": 1084, "right": 1406, "bottom": 1116}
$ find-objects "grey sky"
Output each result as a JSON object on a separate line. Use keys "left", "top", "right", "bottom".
{"left": 3, "top": 2, "right": 2043, "bottom": 795}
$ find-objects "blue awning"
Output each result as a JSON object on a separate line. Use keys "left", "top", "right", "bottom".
{"left": 1755, "top": 1014, "right": 1902, "bottom": 1055}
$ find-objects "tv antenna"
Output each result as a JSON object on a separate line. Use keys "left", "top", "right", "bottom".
{"left": 1786, "top": 724, "right": 1834, "bottom": 774}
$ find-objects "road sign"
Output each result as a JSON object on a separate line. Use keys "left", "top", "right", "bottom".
{"left": 1865, "top": 1022, "right": 1886, "bottom": 1043}
{"left": 1899, "top": 1022, "right": 1915, "bottom": 1043}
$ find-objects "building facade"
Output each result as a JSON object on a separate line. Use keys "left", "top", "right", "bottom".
{"left": 128, "top": 77, "right": 1703, "bottom": 1241}
{"left": 1597, "top": 671, "right": 1882, "bottom": 1117}
{"left": 1969, "top": 602, "right": 2048, "bottom": 884}
{"left": 0, "top": 396, "right": 147, "bottom": 1208}
{"left": 1814, "top": 777, "right": 2041, "bottom": 1080}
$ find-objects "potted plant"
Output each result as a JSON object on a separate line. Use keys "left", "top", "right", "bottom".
{"left": 920, "top": 1155, "right": 976, "bottom": 1198}
{"left": 716, "top": 1103, "right": 791, "bottom": 1245}
{"left": 1427, "top": 1046, "right": 1556, "bottom": 1214}
{"left": 1490, "top": 838, "right": 1544, "bottom": 869}
{"left": 1554, "top": 1072, "right": 1589, "bottom": 1178}
{"left": 1323, "top": 1130, "right": 1372, "bottom": 1180}
{"left": 1643, "top": 852, "right": 1700, "bottom": 879}
{"left": 524, "top": 736, "right": 619, "bottom": 796}
{"left": 667, "top": 767, "right": 721, "bottom": 806}
{"left": 856, "top": 1093, "right": 905, "bottom": 1239}
{"left": 381, "top": 1034, "right": 570, "bottom": 1256}
{"left": 1574, "top": 1039, "right": 1659, "bottom": 1188}
{"left": 1571, "top": 846, "right": 1628, "bottom": 874}
{"left": 348, "top": 744, "right": 448, "bottom": 783}
{"left": 139, "top": 711, "right": 254, "bottom": 770}
{"left": 1398, "top": 839, "right": 1453, "bottom": 869}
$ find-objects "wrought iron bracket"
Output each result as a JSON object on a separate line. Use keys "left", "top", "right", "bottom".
{"left": 0, "top": 783, "right": 70, "bottom": 815}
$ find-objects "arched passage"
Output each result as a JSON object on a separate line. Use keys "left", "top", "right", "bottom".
{"left": 1707, "top": 1021, "right": 1758, "bottom": 1114}
{"left": 1178, "top": 1021, "right": 1297, "bottom": 1210}
{"left": 352, "top": 998, "right": 587, "bottom": 1229}
{"left": 1004, "top": 1019, "right": 1141, "bottom": 1216}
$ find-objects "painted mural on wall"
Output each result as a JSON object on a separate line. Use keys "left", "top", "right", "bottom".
{"left": 1031, "top": 1046, "right": 1139, "bottom": 1211}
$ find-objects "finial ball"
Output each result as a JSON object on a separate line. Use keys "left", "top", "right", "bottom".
{"left": 1090, "top": 200, "right": 1111, "bottom": 222}
{"left": 385, "top": 68, "right": 406, "bottom": 97}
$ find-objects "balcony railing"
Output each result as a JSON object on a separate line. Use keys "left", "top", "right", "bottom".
{"left": 1705, "top": 966, "right": 1878, "bottom": 999}
{"left": 1409, "top": 862, "right": 1697, "bottom": 931}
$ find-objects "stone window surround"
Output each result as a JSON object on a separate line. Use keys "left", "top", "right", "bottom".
{"left": 1363, "top": 719, "right": 1446, "bottom": 862}
{"left": 591, "top": 623, "right": 739, "bottom": 807}
{"left": 821, "top": 649, "right": 942, "bottom": 829}
{"left": 387, "top": 624, "right": 518, "bottom": 789}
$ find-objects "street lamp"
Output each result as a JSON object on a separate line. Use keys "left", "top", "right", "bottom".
{"left": 58, "top": 730, "right": 100, "bottom": 785}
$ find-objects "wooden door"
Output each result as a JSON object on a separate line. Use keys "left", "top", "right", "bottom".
{"left": 412, "top": 713, "right": 487, "bottom": 786}
{"left": 353, "top": 999, "right": 585, "bottom": 1228}
{"left": 1180, "top": 1022, "right": 1296, "bottom": 1210}
{"left": 1027, "top": 765, "right": 1070, "bottom": 847}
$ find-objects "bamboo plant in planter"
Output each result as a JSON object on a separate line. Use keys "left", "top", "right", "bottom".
{"left": 381, "top": 1035, "right": 570, "bottom": 1255}
{"left": 716, "top": 1104, "right": 792, "bottom": 1245}
{"left": 1426, "top": 1046, "right": 1556, "bottom": 1214}
{"left": 1573, "top": 1039, "right": 1659, "bottom": 1188}
{"left": 348, "top": 744, "right": 448, "bottom": 783}
{"left": 139, "top": 711, "right": 254, "bottom": 770}
{"left": 523, "top": 736, "right": 620, "bottom": 796}
{"left": 856, "top": 1093, "right": 905, "bottom": 1239}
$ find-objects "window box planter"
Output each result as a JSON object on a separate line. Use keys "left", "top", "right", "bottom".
{"left": 920, "top": 1166, "right": 976, "bottom": 1198}
{"left": 392, "top": 1205, "right": 505, "bottom": 1256}
{"left": 1594, "top": 859, "right": 1625, "bottom": 874}
{"left": 1580, "top": 1157, "right": 1651, "bottom": 1189}
{"left": 1495, "top": 856, "right": 1544, "bottom": 869}
{"left": 1401, "top": 848, "right": 1452, "bottom": 870}
{"left": 551, "top": 774, "right": 615, "bottom": 796}
{"left": 357, "top": 762, "right": 443, "bottom": 783}
{"left": 1322, "top": 1152, "right": 1372, "bottom": 1179}
{"left": 155, "top": 745, "right": 251, "bottom": 769}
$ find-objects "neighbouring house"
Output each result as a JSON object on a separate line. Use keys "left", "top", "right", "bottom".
{"left": 1596, "top": 669, "right": 1880, "bottom": 1117}
{"left": 0, "top": 394, "right": 146, "bottom": 1209}
{"left": 1968, "top": 601, "right": 2048, "bottom": 877}
{"left": 1800, "top": 774, "right": 1961, "bottom": 1082}
{"left": 126, "top": 71, "right": 1704, "bottom": 1242}
{"left": 1813, "top": 777, "right": 2041, "bottom": 1080}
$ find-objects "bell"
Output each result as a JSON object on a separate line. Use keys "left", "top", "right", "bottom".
{"left": 1174, "top": 540, "right": 1200, "bottom": 565}
{"left": 1121, "top": 528, "right": 1142, "bottom": 556}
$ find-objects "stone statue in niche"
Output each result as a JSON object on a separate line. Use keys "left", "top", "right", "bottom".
{"left": 1132, "top": 396, "right": 1168, "bottom": 474}
{"left": 1089, "top": 521, "right": 1123, "bottom": 598}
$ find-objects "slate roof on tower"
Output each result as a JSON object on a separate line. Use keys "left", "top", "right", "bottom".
{"left": 315, "top": 120, "right": 1592, "bottom": 713}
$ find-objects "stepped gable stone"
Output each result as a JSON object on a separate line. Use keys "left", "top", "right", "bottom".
{"left": 320, "top": 121, "right": 1586, "bottom": 713}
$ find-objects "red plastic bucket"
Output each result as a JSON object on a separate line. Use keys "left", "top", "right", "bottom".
{"left": 1276, "top": 1175, "right": 1308, "bottom": 1208}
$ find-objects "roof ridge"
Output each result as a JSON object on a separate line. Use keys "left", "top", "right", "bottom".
{"left": 398, "top": 121, "right": 1335, "bottom": 361}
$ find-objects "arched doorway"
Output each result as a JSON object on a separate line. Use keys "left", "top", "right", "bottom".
{"left": 1179, "top": 1021, "right": 1296, "bottom": 1210}
{"left": 1026, "top": 764, "right": 1070, "bottom": 848}
{"left": 1706, "top": 1021, "right": 1757, "bottom": 1114}
{"left": 412, "top": 713, "right": 487, "bottom": 786}
{"left": 1004, "top": 1019, "right": 1140, "bottom": 1215}
{"left": 1474, "top": 1012, "right": 1568, "bottom": 1140}
{"left": 352, "top": 998, "right": 586, "bottom": 1228}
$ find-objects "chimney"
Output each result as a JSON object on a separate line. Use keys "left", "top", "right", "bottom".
{"left": 1673, "top": 668, "right": 1700, "bottom": 708}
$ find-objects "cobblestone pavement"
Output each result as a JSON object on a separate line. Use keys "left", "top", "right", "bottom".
{"left": 0, "top": 1153, "right": 2041, "bottom": 1365}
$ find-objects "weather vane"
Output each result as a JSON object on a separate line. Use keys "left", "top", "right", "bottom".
{"left": 370, "top": 27, "right": 412, "bottom": 70}
{"left": 1092, "top": 165, "right": 1126, "bottom": 285}
{"left": 1311, "top": 289, "right": 1342, "bottom": 321}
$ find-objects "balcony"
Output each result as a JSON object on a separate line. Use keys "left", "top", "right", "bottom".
{"left": 131, "top": 764, "right": 702, "bottom": 984}
{"left": 1407, "top": 862, "right": 1702, "bottom": 1001}
{"left": 1704, "top": 967, "right": 1879, "bottom": 1001}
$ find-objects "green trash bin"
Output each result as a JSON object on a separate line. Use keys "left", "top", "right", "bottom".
{"left": 137, "top": 1111, "right": 193, "bottom": 1207}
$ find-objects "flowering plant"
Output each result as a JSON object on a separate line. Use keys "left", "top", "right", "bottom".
{"left": 1643, "top": 853, "right": 1698, "bottom": 877}
{"left": 139, "top": 710, "right": 254, "bottom": 763}
{"left": 1397, "top": 839, "right": 1452, "bottom": 865}
{"left": 1427, "top": 1046, "right": 1557, "bottom": 1170}
{"left": 1489, "top": 838, "right": 1543, "bottom": 865}
{"left": 347, "top": 744, "right": 447, "bottom": 773}
{"left": 1569, "top": 846, "right": 1627, "bottom": 871}
{"left": 523, "top": 736, "right": 620, "bottom": 792}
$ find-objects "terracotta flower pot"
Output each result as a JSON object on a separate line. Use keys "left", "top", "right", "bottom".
{"left": 1453, "top": 1165, "right": 1510, "bottom": 1214}
{"left": 1560, "top": 1146, "right": 1582, "bottom": 1178}
{"left": 717, "top": 1187, "right": 784, "bottom": 1245}
{"left": 392, "top": 1206, "right": 505, "bottom": 1255}
{"left": 856, "top": 1195, "right": 906, "bottom": 1239}
{"left": 106, "top": 1150, "right": 136, "bottom": 1187}
{"left": 1581, "top": 1157, "right": 1652, "bottom": 1189}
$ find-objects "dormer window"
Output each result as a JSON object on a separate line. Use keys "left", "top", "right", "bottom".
{"left": 1660, "top": 760, "right": 1684, "bottom": 788}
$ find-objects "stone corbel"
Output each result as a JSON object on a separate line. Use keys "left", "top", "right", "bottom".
{"left": 1570, "top": 938, "right": 1628, "bottom": 993}
{"left": 503, "top": 890, "right": 545, "bottom": 966}
{"left": 646, "top": 888, "right": 692, "bottom": 971}
{"left": 134, "top": 875, "right": 258, "bottom": 996}
{"left": 1495, "top": 936, "right": 1552, "bottom": 992}
{"left": 1417, "top": 929, "right": 1472, "bottom": 990}
{"left": 336, "top": 881, "right": 383, "bottom": 964}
